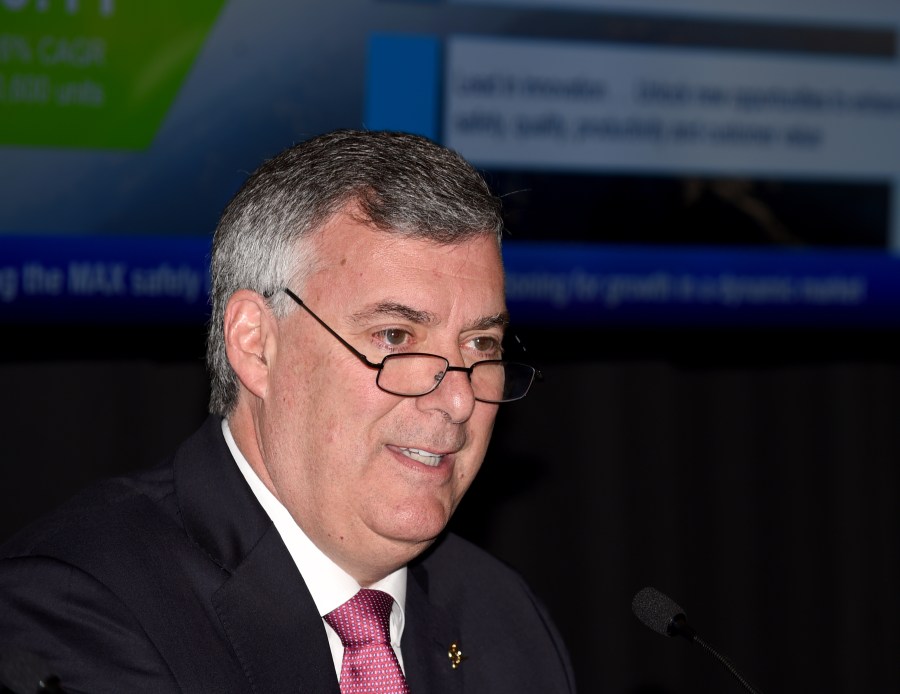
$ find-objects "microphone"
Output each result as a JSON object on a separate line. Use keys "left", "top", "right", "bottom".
{"left": 631, "top": 586, "right": 764, "bottom": 694}
{"left": 0, "top": 649, "right": 66, "bottom": 694}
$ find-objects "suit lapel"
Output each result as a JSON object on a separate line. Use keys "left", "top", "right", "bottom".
{"left": 175, "top": 417, "right": 340, "bottom": 694}
{"left": 402, "top": 562, "right": 464, "bottom": 694}
{"left": 212, "top": 525, "right": 340, "bottom": 694}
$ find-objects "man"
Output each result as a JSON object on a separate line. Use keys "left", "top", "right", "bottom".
{"left": 0, "top": 130, "right": 575, "bottom": 693}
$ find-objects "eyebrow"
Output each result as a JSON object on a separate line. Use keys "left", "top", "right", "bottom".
{"left": 469, "top": 312, "right": 510, "bottom": 331}
{"left": 349, "top": 302, "right": 437, "bottom": 326}
{"left": 349, "top": 303, "right": 509, "bottom": 331}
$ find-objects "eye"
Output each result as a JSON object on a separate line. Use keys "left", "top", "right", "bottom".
{"left": 375, "top": 328, "right": 413, "bottom": 348}
{"left": 467, "top": 335, "right": 502, "bottom": 357}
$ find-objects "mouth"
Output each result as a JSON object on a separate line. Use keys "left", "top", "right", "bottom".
{"left": 395, "top": 446, "right": 445, "bottom": 467}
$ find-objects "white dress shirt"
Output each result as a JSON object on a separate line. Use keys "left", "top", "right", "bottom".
{"left": 222, "top": 419, "right": 407, "bottom": 677}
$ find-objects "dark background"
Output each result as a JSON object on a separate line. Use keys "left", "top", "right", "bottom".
{"left": 3, "top": 325, "right": 899, "bottom": 693}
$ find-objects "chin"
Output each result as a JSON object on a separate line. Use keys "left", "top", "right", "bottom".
{"left": 378, "top": 500, "right": 453, "bottom": 546}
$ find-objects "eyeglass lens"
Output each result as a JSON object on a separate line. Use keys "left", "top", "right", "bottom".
{"left": 376, "top": 354, "right": 534, "bottom": 403}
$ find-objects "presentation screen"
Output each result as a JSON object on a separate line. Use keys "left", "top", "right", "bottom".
{"left": 2, "top": 0, "right": 900, "bottom": 329}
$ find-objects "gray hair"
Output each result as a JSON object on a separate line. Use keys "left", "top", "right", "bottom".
{"left": 206, "top": 129, "right": 505, "bottom": 415}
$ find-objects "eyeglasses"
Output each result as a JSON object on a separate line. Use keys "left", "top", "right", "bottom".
{"left": 281, "top": 288, "right": 539, "bottom": 403}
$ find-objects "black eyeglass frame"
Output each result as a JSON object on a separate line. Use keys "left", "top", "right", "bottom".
{"left": 280, "top": 287, "right": 540, "bottom": 403}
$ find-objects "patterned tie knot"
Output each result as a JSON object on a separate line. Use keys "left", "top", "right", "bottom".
{"left": 325, "top": 589, "right": 394, "bottom": 649}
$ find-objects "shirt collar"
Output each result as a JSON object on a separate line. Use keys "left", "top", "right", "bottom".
{"left": 221, "top": 418, "right": 407, "bottom": 618}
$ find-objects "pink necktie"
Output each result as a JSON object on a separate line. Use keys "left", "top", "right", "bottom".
{"left": 324, "top": 589, "right": 411, "bottom": 694}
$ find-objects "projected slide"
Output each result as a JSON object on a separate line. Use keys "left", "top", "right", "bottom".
{"left": 444, "top": 38, "right": 900, "bottom": 178}
{"left": 3, "top": 0, "right": 900, "bottom": 328}
{"left": 365, "top": 4, "right": 900, "bottom": 327}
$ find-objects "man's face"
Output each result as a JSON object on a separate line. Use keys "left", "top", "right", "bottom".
{"left": 256, "top": 211, "right": 506, "bottom": 583}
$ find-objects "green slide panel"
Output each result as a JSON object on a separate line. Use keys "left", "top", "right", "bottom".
{"left": 0, "top": 0, "right": 226, "bottom": 150}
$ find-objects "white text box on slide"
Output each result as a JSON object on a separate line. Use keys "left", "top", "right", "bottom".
{"left": 444, "top": 36, "right": 900, "bottom": 179}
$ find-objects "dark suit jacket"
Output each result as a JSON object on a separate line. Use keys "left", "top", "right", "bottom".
{"left": 0, "top": 416, "right": 576, "bottom": 693}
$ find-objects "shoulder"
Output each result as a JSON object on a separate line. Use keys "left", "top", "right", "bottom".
{"left": 0, "top": 464, "right": 185, "bottom": 693}
{"left": 0, "top": 417, "right": 244, "bottom": 693}
{"left": 0, "top": 415, "right": 233, "bottom": 621}
{"left": 415, "top": 531, "right": 535, "bottom": 599}
{"left": 1, "top": 460, "right": 178, "bottom": 566}
{"left": 419, "top": 531, "right": 520, "bottom": 575}
{"left": 1, "top": 415, "right": 227, "bottom": 568}
{"left": 412, "top": 532, "right": 578, "bottom": 692}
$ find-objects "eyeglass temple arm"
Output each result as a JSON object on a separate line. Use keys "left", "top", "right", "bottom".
{"left": 281, "top": 288, "right": 384, "bottom": 369}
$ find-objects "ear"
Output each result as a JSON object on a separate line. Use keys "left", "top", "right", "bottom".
{"left": 223, "top": 289, "right": 277, "bottom": 400}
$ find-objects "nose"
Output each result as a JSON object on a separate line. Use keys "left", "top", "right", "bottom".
{"left": 416, "top": 365, "right": 477, "bottom": 423}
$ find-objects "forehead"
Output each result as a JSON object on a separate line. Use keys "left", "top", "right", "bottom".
{"left": 302, "top": 212, "right": 506, "bottom": 323}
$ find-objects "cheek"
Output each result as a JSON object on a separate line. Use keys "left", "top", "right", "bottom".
{"left": 472, "top": 403, "right": 499, "bottom": 442}
{"left": 263, "top": 356, "right": 333, "bottom": 461}
{"left": 458, "top": 406, "right": 497, "bottom": 478}
{"left": 317, "top": 374, "right": 402, "bottom": 447}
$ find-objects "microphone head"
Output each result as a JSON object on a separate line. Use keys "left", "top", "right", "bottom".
{"left": 632, "top": 586, "right": 688, "bottom": 637}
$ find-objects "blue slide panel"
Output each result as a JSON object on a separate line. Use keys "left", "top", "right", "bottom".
{"left": 502, "top": 243, "right": 900, "bottom": 328}
{"left": 4, "top": 236, "right": 900, "bottom": 328}
{"left": 365, "top": 34, "right": 442, "bottom": 140}
{"left": 0, "top": 236, "right": 211, "bottom": 324}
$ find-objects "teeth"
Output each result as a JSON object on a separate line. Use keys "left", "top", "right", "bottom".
{"left": 399, "top": 447, "right": 443, "bottom": 467}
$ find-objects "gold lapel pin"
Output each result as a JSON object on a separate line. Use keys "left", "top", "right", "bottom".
{"left": 448, "top": 642, "right": 467, "bottom": 669}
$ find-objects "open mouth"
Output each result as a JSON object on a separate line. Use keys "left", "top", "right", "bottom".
{"left": 396, "top": 447, "right": 444, "bottom": 467}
